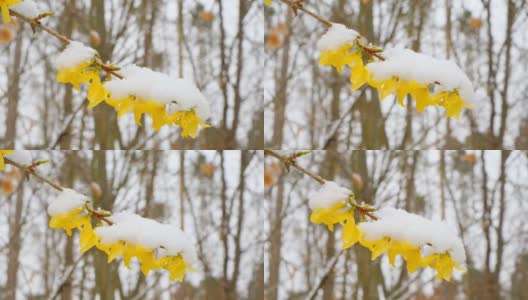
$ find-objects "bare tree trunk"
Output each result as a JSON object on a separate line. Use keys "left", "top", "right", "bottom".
{"left": 230, "top": 151, "right": 250, "bottom": 299}
{"left": 4, "top": 24, "right": 24, "bottom": 148}
{"left": 5, "top": 182, "right": 24, "bottom": 300}
{"left": 270, "top": 12, "right": 293, "bottom": 148}
{"left": 268, "top": 180, "right": 285, "bottom": 300}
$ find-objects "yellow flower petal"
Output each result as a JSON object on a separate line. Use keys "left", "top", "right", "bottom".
{"left": 79, "top": 223, "right": 98, "bottom": 253}
{"left": 0, "top": 150, "right": 15, "bottom": 170}
{"left": 342, "top": 214, "right": 362, "bottom": 249}
{"left": 87, "top": 77, "right": 109, "bottom": 109}
{"left": 138, "top": 249, "right": 160, "bottom": 276}
{"left": 48, "top": 208, "right": 86, "bottom": 236}
{"left": 310, "top": 201, "right": 349, "bottom": 232}
{"left": 159, "top": 255, "right": 189, "bottom": 282}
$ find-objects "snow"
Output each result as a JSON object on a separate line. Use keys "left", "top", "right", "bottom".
{"left": 366, "top": 47, "right": 475, "bottom": 102}
{"left": 358, "top": 207, "right": 466, "bottom": 265}
{"left": 54, "top": 41, "right": 97, "bottom": 69}
{"left": 47, "top": 188, "right": 89, "bottom": 216}
{"left": 104, "top": 65, "right": 211, "bottom": 120}
{"left": 316, "top": 23, "right": 360, "bottom": 51}
{"left": 10, "top": 1, "right": 39, "bottom": 18}
{"left": 308, "top": 181, "right": 352, "bottom": 210}
{"left": 4, "top": 150, "right": 32, "bottom": 166}
{"left": 95, "top": 212, "right": 197, "bottom": 265}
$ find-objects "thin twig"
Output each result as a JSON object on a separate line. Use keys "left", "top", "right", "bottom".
{"left": 277, "top": 0, "right": 386, "bottom": 61}
{"left": 264, "top": 150, "right": 326, "bottom": 184}
{"left": 5, "top": 158, "right": 63, "bottom": 191}
{"left": 4, "top": 158, "right": 113, "bottom": 224}
{"left": 9, "top": 9, "right": 124, "bottom": 79}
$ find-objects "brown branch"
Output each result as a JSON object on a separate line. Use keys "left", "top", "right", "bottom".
{"left": 9, "top": 9, "right": 124, "bottom": 79}
{"left": 5, "top": 158, "right": 64, "bottom": 191}
{"left": 277, "top": 0, "right": 386, "bottom": 61}
{"left": 4, "top": 158, "right": 113, "bottom": 225}
{"left": 264, "top": 150, "right": 326, "bottom": 184}
{"left": 264, "top": 150, "right": 379, "bottom": 220}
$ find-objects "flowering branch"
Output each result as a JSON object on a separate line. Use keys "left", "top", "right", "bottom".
{"left": 264, "top": 150, "right": 378, "bottom": 220}
{"left": 9, "top": 9, "right": 124, "bottom": 79}
{"left": 4, "top": 158, "right": 113, "bottom": 225}
{"left": 277, "top": 0, "right": 386, "bottom": 61}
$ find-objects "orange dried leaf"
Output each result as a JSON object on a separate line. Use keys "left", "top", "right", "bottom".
{"left": 200, "top": 11, "right": 215, "bottom": 23}
{"left": 264, "top": 168, "right": 274, "bottom": 187}
{"left": 469, "top": 18, "right": 482, "bottom": 30}
{"left": 463, "top": 153, "right": 477, "bottom": 164}
{"left": 266, "top": 30, "right": 282, "bottom": 49}
{"left": 0, "top": 25, "right": 14, "bottom": 44}
{"left": 200, "top": 163, "right": 216, "bottom": 177}
{"left": 1, "top": 178, "right": 15, "bottom": 194}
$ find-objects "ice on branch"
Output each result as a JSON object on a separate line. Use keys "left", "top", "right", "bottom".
{"left": 95, "top": 212, "right": 197, "bottom": 264}
{"left": 316, "top": 23, "right": 359, "bottom": 51}
{"left": 54, "top": 41, "right": 97, "bottom": 70}
{"left": 10, "top": 0, "right": 38, "bottom": 18}
{"left": 4, "top": 150, "right": 32, "bottom": 166}
{"left": 366, "top": 47, "right": 475, "bottom": 103}
{"left": 358, "top": 207, "right": 466, "bottom": 265}
{"left": 104, "top": 65, "right": 210, "bottom": 122}
{"left": 308, "top": 181, "right": 352, "bottom": 209}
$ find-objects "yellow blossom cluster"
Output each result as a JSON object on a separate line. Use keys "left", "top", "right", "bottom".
{"left": 318, "top": 40, "right": 473, "bottom": 119}
{"left": 0, "top": 150, "right": 15, "bottom": 170}
{"left": 0, "top": 0, "right": 21, "bottom": 23}
{"left": 55, "top": 45, "right": 208, "bottom": 138}
{"left": 49, "top": 205, "right": 192, "bottom": 281}
{"left": 264, "top": 0, "right": 272, "bottom": 5}
{"left": 309, "top": 201, "right": 464, "bottom": 281}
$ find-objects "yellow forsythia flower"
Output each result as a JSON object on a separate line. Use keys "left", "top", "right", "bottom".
{"left": 424, "top": 253, "right": 464, "bottom": 281}
{"left": 341, "top": 214, "right": 361, "bottom": 249}
{"left": 158, "top": 255, "right": 190, "bottom": 281}
{"left": 105, "top": 96, "right": 209, "bottom": 136}
{"left": 0, "top": 0, "right": 21, "bottom": 23}
{"left": 310, "top": 201, "right": 350, "bottom": 232}
{"left": 79, "top": 222, "right": 98, "bottom": 253}
{"left": 264, "top": 0, "right": 272, "bottom": 5}
{"left": 168, "top": 110, "right": 211, "bottom": 138}
{"left": 0, "top": 150, "right": 15, "bottom": 170}
{"left": 87, "top": 76, "right": 110, "bottom": 108}
{"left": 319, "top": 45, "right": 361, "bottom": 74}
{"left": 432, "top": 91, "right": 473, "bottom": 119}
{"left": 56, "top": 62, "right": 100, "bottom": 91}
{"left": 96, "top": 240, "right": 191, "bottom": 281}
{"left": 96, "top": 240, "right": 126, "bottom": 263}
{"left": 49, "top": 208, "right": 91, "bottom": 236}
